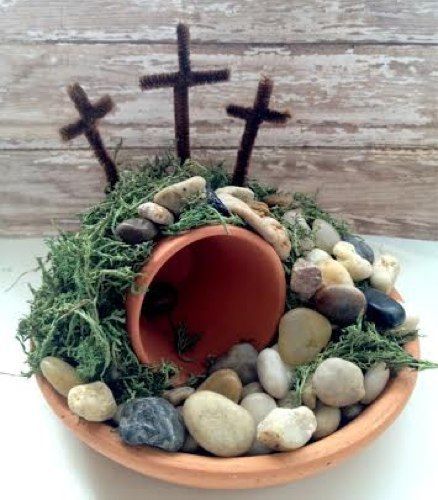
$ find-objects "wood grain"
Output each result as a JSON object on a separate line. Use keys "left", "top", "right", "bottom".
{"left": 1, "top": 148, "right": 437, "bottom": 239}
{"left": 2, "top": 0, "right": 438, "bottom": 44}
{"left": 2, "top": 43, "right": 438, "bottom": 150}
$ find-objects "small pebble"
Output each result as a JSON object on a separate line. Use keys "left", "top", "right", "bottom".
{"left": 361, "top": 362, "right": 390, "bottom": 404}
{"left": 342, "top": 403, "right": 364, "bottom": 422}
{"left": 119, "top": 397, "right": 184, "bottom": 451}
{"left": 313, "top": 404, "right": 341, "bottom": 439}
{"left": 183, "top": 391, "right": 255, "bottom": 457}
{"left": 313, "top": 358, "right": 365, "bottom": 407}
{"left": 333, "top": 241, "right": 373, "bottom": 282}
{"left": 319, "top": 259, "right": 354, "bottom": 287}
{"left": 242, "top": 382, "right": 264, "bottom": 399}
{"left": 306, "top": 248, "right": 332, "bottom": 265}
{"left": 182, "top": 434, "right": 200, "bottom": 454}
{"left": 264, "top": 193, "right": 294, "bottom": 207}
{"left": 215, "top": 186, "right": 255, "bottom": 203}
{"left": 257, "top": 407, "right": 317, "bottom": 451}
{"left": 198, "top": 369, "right": 243, "bottom": 403}
{"left": 115, "top": 218, "right": 158, "bottom": 244}
{"left": 278, "top": 390, "right": 301, "bottom": 409}
{"left": 302, "top": 378, "right": 317, "bottom": 410}
{"left": 312, "top": 219, "right": 341, "bottom": 253}
{"left": 241, "top": 393, "right": 277, "bottom": 424}
{"left": 206, "top": 188, "right": 230, "bottom": 215}
{"left": 278, "top": 308, "right": 332, "bottom": 365}
{"left": 68, "top": 381, "right": 117, "bottom": 422}
{"left": 153, "top": 176, "right": 206, "bottom": 214}
{"left": 241, "top": 393, "right": 277, "bottom": 456}
{"left": 364, "top": 287, "right": 406, "bottom": 329}
{"left": 138, "top": 201, "right": 174, "bottom": 225}
{"left": 290, "top": 258, "right": 322, "bottom": 300}
{"left": 342, "top": 234, "right": 375, "bottom": 264}
{"left": 209, "top": 342, "right": 258, "bottom": 384}
{"left": 112, "top": 403, "right": 125, "bottom": 425}
{"left": 40, "top": 356, "right": 82, "bottom": 397}
{"left": 314, "top": 285, "right": 366, "bottom": 326}
{"left": 370, "top": 254, "right": 400, "bottom": 293}
{"left": 163, "top": 386, "right": 195, "bottom": 406}
{"left": 257, "top": 348, "right": 291, "bottom": 399}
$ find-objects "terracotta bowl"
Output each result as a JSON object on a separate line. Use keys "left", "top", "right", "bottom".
{"left": 36, "top": 281, "right": 419, "bottom": 489}
{"left": 126, "top": 225, "right": 286, "bottom": 378}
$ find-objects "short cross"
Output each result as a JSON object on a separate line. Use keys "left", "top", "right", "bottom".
{"left": 140, "top": 23, "right": 230, "bottom": 162}
{"left": 60, "top": 83, "right": 119, "bottom": 190}
{"left": 227, "top": 76, "right": 291, "bottom": 186}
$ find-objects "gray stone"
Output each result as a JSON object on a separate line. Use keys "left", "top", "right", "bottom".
{"left": 342, "top": 234, "right": 375, "bottom": 264}
{"left": 312, "top": 219, "right": 341, "bottom": 253}
{"left": 342, "top": 403, "right": 364, "bottom": 422}
{"left": 313, "top": 404, "right": 341, "bottom": 439}
{"left": 119, "top": 397, "right": 185, "bottom": 452}
{"left": 163, "top": 386, "right": 195, "bottom": 406}
{"left": 278, "top": 390, "right": 301, "bottom": 409}
{"left": 361, "top": 362, "right": 390, "bottom": 404}
{"left": 364, "top": 287, "right": 406, "bottom": 329}
{"left": 181, "top": 434, "right": 199, "bottom": 454}
{"left": 314, "top": 285, "right": 366, "bottom": 327}
{"left": 115, "top": 218, "right": 158, "bottom": 244}
{"left": 242, "top": 382, "right": 263, "bottom": 399}
{"left": 240, "top": 393, "right": 277, "bottom": 424}
{"left": 209, "top": 343, "right": 258, "bottom": 384}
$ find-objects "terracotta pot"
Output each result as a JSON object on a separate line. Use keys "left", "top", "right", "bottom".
{"left": 36, "top": 338, "right": 418, "bottom": 489}
{"left": 126, "top": 225, "right": 286, "bottom": 377}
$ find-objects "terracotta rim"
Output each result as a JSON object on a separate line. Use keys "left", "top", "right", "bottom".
{"left": 36, "top": 338, "right": 418, "bottom": 489}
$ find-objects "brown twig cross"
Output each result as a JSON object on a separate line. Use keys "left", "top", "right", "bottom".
{"left": 60, "top": 83, "right": 119, "bottom": 190}
{"left": 140, "top": 23, "right": 230, "bottom": 162}
{"left": 227, "top": 76, "right": 291, "bottom": 186}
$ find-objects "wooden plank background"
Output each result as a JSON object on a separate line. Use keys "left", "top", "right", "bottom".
{"left": 1, "top": 1, "right": 437, "bottom": 238}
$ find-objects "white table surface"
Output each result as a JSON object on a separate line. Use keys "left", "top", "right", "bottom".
{"left": 1, "top": 236, "right": 437, "bottom": 500}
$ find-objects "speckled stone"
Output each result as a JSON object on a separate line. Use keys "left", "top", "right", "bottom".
{"left": 115, "top": 218, "right": 158, "bottom": 244}
{"left": 364, "top": 287, "right": 406, "bottom": 329}
{"left": 118, "top": 397, "right": 185, "bottom": 451}
{"left": 153, "top": 176, "right": 206, "bottom": 214}
{"left": 138, "top": 201, "right": 175, "bottom": 225}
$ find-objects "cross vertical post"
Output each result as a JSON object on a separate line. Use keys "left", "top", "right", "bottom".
{"left": 227, "top": 76, "right": 291, "bottom": 186}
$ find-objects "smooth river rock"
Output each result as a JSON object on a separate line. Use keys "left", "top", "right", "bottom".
{"left": 364, "top": 287, "right": 406, "bottom": 329}
{"left": 342, "top": 234, "right": 375, "bottom": 264}
{"left": 312, "top": 219, "right": 341, "bottom": 254}
{"left": 215, "top": 186, "right": 255, "bottom": 203}
{"left": 119, "top": 397, "right": 185, "bottom": 451}
{"left": 153, "top": 176, "right": 206, "bottom": 214}
{"left": 314, "top": 285, "right": 366, "bottom": 326}
{"left": 278, "top": 390, "right": 301, "bottom": 409}
{"left": 209, "top": 342, "right": 258, "bottom": 384}
{"left": 138, "top": 201, "right": 175, "bottom": 225}
{"left": 40, "top": 356, "right": 82, "bottom": 397}
{"left": 290, "top": 258, "right": 322, "bottom": 300}
{"left": 313, "top": 358, "right": 365, "bottom": 407}
{"left": 198, "top": 369, "right": 243, "bottom": 403}
{"left": 68, "top": 381, "right": 117, "bottom": 422}
{"left": 333, "top": 241, "right": 373, "bottom": 282}
{"left": 278, "top": 308, "right": 332, "bottom": 365}
{"left": 342, "top": 403, "right": 364, "bottom": 422}
{"left": 257, "top": 348, "right": 292, "bottom": 399}
{"left": 313, "top": 404, "right": 341, "bottom": 439}
{"left": 319, "top": 259, "right": 354, "bottom": 287}
{"left": 257, "top": 407, "right": 317, "bottom": 451}
{"left": 115, "top": 218, "right": 158, "bottom": 244}
{"left": 361, "top": 362, "right": 390, "bottom": 404}
{"left": 183, "top": 391, "right": 255, "bottom": 457}
{"left": 241, "top": 382, "right": 264, "bottom": 398}
{"left": 163, "top": 386, "right": 195, "bottom": 406}
{"left": 241, "top": 393, "right": 277, "bottom": 456}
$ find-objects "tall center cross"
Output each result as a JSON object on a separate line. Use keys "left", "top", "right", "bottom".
{"left": 140, "top": 23, "right": 230, "bottom": 162}
{"left": 227, "top": 76, "right": 291, "bottom": 186}
{"left": 60, "top": 83, "right": 119, "bottom": 190}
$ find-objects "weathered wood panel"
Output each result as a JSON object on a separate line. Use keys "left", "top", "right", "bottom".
{"left": 2, "top": 43, "right": 438, "bottom": 150}
{"left": 2, "top": 0, "right": 438, "bottom": 44}
{"left": 1, "top": 148, "right": 437, "bottom": 239}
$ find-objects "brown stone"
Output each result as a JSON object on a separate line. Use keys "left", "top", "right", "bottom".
{"left": 198, "top": 369, "right": 243, "bottom": 403}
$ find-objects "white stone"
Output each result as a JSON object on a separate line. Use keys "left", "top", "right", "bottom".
{"left": 153, "top": 176, "right": 206, "bottom": 214}
{"left": 68, "top": 382, "right": 117, "bottom": 422}
{"left": 217, "top": 193, "right": 291, "bottom": 260}
{"left": 313, "top": 404, "right": 341, "bottom": 439}
{"left": 215, "top": 186, "right": 255, "bottom": 203}
{"left": 257, "top": 348, "right": 291, "bottom": 399}
{"left": 361, "top": 362, "right": 390, "bottom": 404}
{"left": 40, "top": 356, "right": 82, "bottom": 397}
{"left": 138, "top": 201, "right": 175, "bottom": 225}
{"left": 312, "top": 219, "right": 341, "bottom": 253}
{"left": 242, "top": 382, "right": 264, "bottom": 399}
{"left": 306, "top": 248, "right": 332, "bottom": 265}
{"left": 257, "top": 407, "right": 317, "bottom": 451}
{"left": 370, "top": 254, "right": 400, "bottom": 293}
{"left": 313, "top": 358, "right": 365, "bottom": 407}
{"left": 333, "top": 241, "right": 373, "bottom": 282}
{"left": 241, "top": 393, "right": 277, "bottom": 424}
{"left": 183, "top": 391, "right": 255, "bottom": 457}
